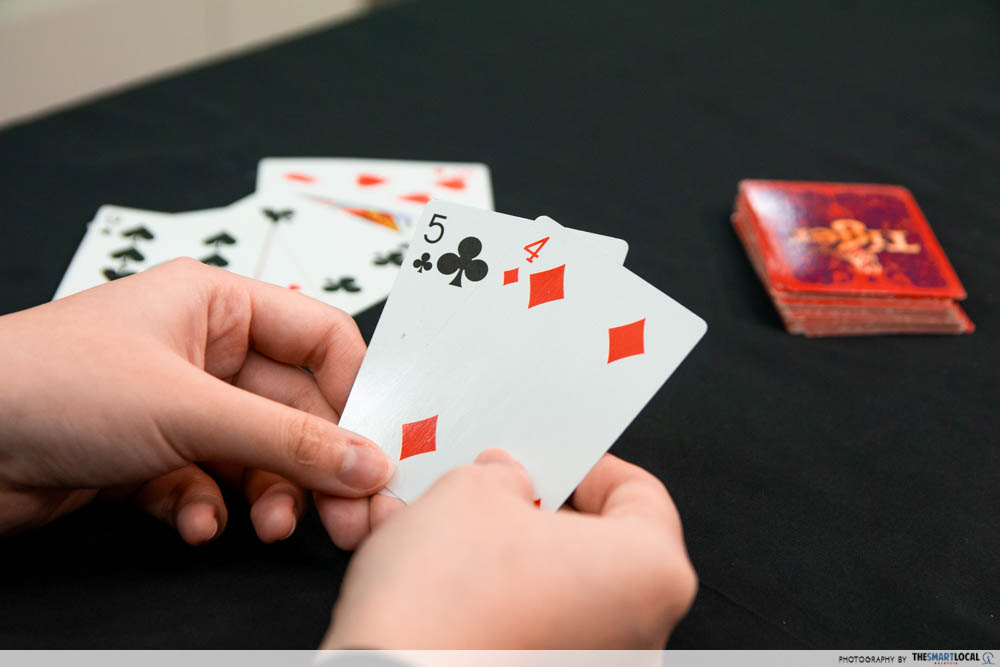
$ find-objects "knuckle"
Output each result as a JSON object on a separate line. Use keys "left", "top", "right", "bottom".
{"left": 289, "top": 381, "right": 321, "bottom": 413}
{"left": 436, "top": 464, "right": 479, "bottom": 489}
{"left": 310, "top": 313, "right": 365, "bottom": 366}
{"left": 287, "top": 414, "right": 329, "bottom": 468}
{"left": 648, "top": 550, "right": 698, "bottom": 624}
{"left": 327, "top": 305, "right": 360, "bottom": 331}
{"left": 165, "top": 256, "right": 205, "bottom": 275}
{"left": 619, "top": 525, "right": 698, "bottom": 644}
{"left": 157, "top": 257, "right": 219, "bottom": 289}
{"left": 435, "top": 463, "right": 524, "bottom": 500}
{"left": 669, "top": 559, "right": 699, "bottom": 613}
{"left": 436, "top": 464, "right": 496, "bottom": 496}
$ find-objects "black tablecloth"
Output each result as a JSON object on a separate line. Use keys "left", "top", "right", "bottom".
{"left": 1, "top": 0, "right": 997, "bottom": 649}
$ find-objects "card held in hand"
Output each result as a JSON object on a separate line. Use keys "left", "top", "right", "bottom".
{"left": 339, "top": 201, "right": 706, "bottom": 509}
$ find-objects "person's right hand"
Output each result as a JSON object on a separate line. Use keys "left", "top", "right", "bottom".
{"left": 322, "top": 450, "right": 697, "bottom": 648}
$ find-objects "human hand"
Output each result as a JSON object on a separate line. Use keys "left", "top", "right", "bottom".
{"left": 322, "top": 450, "right": 697, "bottom": 648}
{"left": 0, "top": 258, "right": 393, "bottom": 543}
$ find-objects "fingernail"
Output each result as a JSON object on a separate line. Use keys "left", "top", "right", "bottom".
{"left": 281, "top": 518, "right": 297, "bottom": 541}
{"left": 206, "top": 518, "right": 219, "bottom": 542}
{"left": 339, "top": 444, "right": 392, "bottom": 490}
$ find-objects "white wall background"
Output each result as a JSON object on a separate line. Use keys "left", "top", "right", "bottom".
{"left": 0, "top": 0, "right": 370, "bottom": 127}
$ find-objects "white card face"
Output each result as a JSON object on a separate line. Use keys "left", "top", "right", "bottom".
{"left": 255, "top": 158, "right": 495, "bottom": 230}
{"left": 536, "top": 215, "right": 628, "bottom": 265}
{"left": 53, "top": 204, "right": 270, "bottom": 299}
{"left": 340, "top": 201, "right": 706, "bottom": 509}
{"left": 439, "top": 265, "right": 705, "bottom": 509}
{"left": 340, "top": 202, "right": 601, "bottom": 429}
{"left": 252, "top": 194, "right": 408, "bottom": 316}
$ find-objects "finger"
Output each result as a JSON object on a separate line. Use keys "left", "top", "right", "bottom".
{"left": 130, "top": 464, "right": 227, "bottom": 545}
{"left": 139, "top": 260, "right": 364, "bottom": 413}
{"left": 314, "top": 494, "right": 370, "bottom": 551}
{"left": 569, "top": 454, "right": 681, "bottom": 528}
{"left": 247, "top": 471, "right": 305, "bottom": 542}
{"left": 1, "top": 488, "right": 97, "bottom": 535}
{"left": 467, "top": 448, "right": 535, "bottom": 502}
{"left": 203, "top": 463, "right": 305, "bottom": 543}
{"left": 229, "top": 350, "right": 346, "bottom": 541}
{"left": 208, "top": 271, "right": 367, "bottom": 413}
{"left": 369, "top": 492, "right": 406, "bottom": 529}
{"left": 314, "top": 491, "right": 404, "bottom": 549}
{"left": 230, "top": 350, "right": 341, "bottom": 422}
{"left": 474, "top": 448, "right": 522, "bottom": 466}
{"left": 166, "top": 367, "right": 393, "bottom": 497}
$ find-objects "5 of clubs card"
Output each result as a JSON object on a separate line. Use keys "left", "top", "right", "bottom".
{"left": 340, "top": 201, "right": 706, "bottom": 509}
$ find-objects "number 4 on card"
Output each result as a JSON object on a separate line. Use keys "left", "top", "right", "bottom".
{"left": 523, "top": 237, "right": 549, "bottom": 263}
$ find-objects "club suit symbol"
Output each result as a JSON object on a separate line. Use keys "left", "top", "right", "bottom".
{"left": 101, "top": 268, "right": 135, "bottom": 281}
{"left": 110, "top": 247, "right": 144, "bottom": 262}
{"left": 200, "top": 231, "right": 237, "bottom": 267}
{"left": 374, "top": 244, "right": 409, "bottom": 267}
{"left": 413, "top": 252, "right": 433, "bottom": 273}
{"left": 437, "top": 236, "right": 488, "bottom": 287}
{"left": 203, "top": 232, "right": 236, "bottom": 246}
{"left": 121, "top": 226, "right": 154, "bottom": 241}
{"left": 262, "top": 208, "right": 294, "bottom": 223}
{"left": 103, "top": 225, "right": 154, "bottom": 282}
{"left": 324, "top": 276, "right": 361, "bottom": 293}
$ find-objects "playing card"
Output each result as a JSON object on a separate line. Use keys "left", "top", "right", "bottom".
{"left": 339, "top": 203, "right": 608, "bottom": 411}
{"left": 737, "top": 180, "right": 966, "bottom": 299}
{"left": 537, "top": 215, "right": 628, "bottom": 265}
{"left": 255, "top": 158, "right": 494, "bottom": 232}
{"left": 252, "top": 194, "right": 409, "bottom": 316}
{"left": 390, "top": 265, "right": 704, "bottom": 509}
{"left": 53, "top": 203, "right": 270, "bottom": 299}
{"left": 731, "top": 180, "right": 973, "bottom": 335}
{"left": 288, "top": 193, "right": 416, "bottom": 235}
{"left": 340, "top": 201, "right": 705, "bottom": 509}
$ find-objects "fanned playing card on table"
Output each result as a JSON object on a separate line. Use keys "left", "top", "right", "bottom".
{"left": 339, "top": 201, "right": 706, "bottom": 509}
{"left": 256, "top": 158, "right": 495, "bottom": 233}
{"left": 53, "top": 203, "right": 270, "bottom": 299}
{"left": 247, "top": 193, "right": 407, "bottom": 315}
{"left": 54, "top": 156, "right": 497, "bottom": 321}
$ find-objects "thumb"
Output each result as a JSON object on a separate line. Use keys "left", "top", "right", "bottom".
{"left": 471, "top": 448, "right": 536, "bottom": 502}
{"left": 166, "top": 369, "right": 393, "bottom": 496}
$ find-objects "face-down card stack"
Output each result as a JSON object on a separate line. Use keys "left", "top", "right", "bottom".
{"left": 731, "top": 180, "right": 973, "bottom": 337}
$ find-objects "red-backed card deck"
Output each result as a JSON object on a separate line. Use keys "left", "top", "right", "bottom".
{"left": 731, "top": 180, "right": 973, "bottom": 336}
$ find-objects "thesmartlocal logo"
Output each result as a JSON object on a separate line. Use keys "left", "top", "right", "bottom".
{"left": 912, "top": 653, "right": 992, "bottom": 665}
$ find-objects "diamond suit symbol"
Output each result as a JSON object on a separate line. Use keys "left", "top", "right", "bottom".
{"left": 357, "top": 173, "right": 387, "bottom": 187}
{"left": 400, "top": 415, "right": 438, "bottom": 460}
{"left": 607, "top": 318, "right": 646, "bottom": 363}
{"left": 400, "top": 193, "right": 431, "bottom": 204}
{"left": 527, "top": 264, "right": 565, "bottom": 308}
{"left": 436, "top": 177, "right": 467, "bottom": 190}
